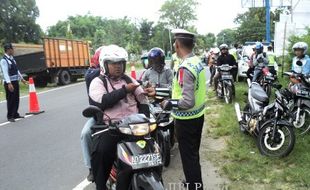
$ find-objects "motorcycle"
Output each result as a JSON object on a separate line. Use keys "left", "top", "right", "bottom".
{"left": 283, "top": 71, "right": 310, "bottom": 135}
{"left": 234, "top": 79, "right": 295, "bottom": 157}
{"left": 83, "top": 106, "right": 164, "bottom": 190}
{"left": 251, "top": 66, "right": 276, "bottom": 97}
{"left": 150, "top": 87, "right": 174, "bottom": 167}
{"left": 216, "top": 64, "right": 236, "bottom": 104}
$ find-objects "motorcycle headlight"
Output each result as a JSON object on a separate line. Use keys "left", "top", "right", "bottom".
{"left": 150, "top": 122, "right": 157, "bottom": 132}
{"left": 119, "top": 127, "right": 132, "bottom": 135}
{"left": 129, "top": 123, "right": 150, "bottom": 136}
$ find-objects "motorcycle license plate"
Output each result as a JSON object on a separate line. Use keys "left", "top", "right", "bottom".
{"left": 221, "top": 75, "right": 233, "bottom": 80}
{"left": 265, "top": 76, "right": 274, "bottom": 80}
{"left": 131, "top": 153, "right": 162, "bottom": 169}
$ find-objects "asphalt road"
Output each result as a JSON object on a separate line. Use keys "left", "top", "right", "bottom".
{"left": 0, "top": 67, "right": 211, "bottom": 190}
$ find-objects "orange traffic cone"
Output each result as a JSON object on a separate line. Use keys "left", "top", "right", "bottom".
{"left": 26, "top": 77, "right": 44, "bottom": 115}
{"left": 131, "top": 65, "right": 137, "bottom": 79}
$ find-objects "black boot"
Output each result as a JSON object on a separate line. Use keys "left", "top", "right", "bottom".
{"left": 87, "top": 168, "right": 94, "bottom": 182}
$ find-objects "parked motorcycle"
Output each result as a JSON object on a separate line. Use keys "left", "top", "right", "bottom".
{"left": 284, "top": 71, "right": 310, "bottom": 135}
{"left": 216, "top": 64, "right": 236, "bottom": 104}
{"left": 235, "top": 79, "right": 295, "bottom": 157}
{"left": 83, "top": 106, "right": 164, "bottom": 190}
{"left": 250, "top": 66, "right": 276, "bottom": 97}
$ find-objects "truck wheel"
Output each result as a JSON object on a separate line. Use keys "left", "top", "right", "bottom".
{"left": 58, "top": 70, "right": 71, "bottom": 85}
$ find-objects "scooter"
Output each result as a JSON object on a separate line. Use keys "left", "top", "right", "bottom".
{"left": 216, "top": 64, "right": 235, "bottom": 104}
{"left": 284, "top": 70, "right": 310, "bottom": 135}
{"left": 234, "top": 79, "right": 295, "bottom": 157}
{"left": 83, "top": 106, "right": 164, "bottom": 190}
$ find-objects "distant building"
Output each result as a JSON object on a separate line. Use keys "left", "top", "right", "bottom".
{"left": 274, "top": 0, "right": 310, "bottom": 56}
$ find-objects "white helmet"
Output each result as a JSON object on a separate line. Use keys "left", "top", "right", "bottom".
{"left": 99, "top": 45, "right": 128, "bottom": 74}
{"left": 219, "top": 44, "right": 229, "bottom": 50}
{"left": 213, "top": 47, "right": 220, "bottom": 54}
{"left": 292, "top": 42, "right": 308, "bottom": 54}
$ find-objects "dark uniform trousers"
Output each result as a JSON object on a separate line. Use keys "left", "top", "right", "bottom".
{"left": 175, "top": 114, "right": 204, "bottom": 190}
{"left": 4, "top": 81, "right": 20, "bottom": 119}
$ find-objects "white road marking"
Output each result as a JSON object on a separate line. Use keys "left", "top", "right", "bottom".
{"left": 0, "top": 82, "right": 85, "bottom": 104}
{"left": 0, "top": 114, "right": 33, "bottom": 127}
{"left": 72, "top": 178, "right": 92, "bottom": 190}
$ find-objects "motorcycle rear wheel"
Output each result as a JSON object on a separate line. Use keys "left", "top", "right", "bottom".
{"left": 291, "top": 108, "right": 310, "bottom": 135}
{"left": 257, "top": 122, "right": 295, "bottom": 157}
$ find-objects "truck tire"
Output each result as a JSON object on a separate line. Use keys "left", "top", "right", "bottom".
{"left": 58, "top": 70, "right": 71, "bottom": 85}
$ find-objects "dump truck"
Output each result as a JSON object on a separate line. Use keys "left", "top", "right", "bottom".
{"left": 13, "top": 37, "right": 91, "bottom": 87}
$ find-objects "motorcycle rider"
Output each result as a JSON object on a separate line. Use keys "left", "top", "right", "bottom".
{"left": 208, "top": 47, "right": 220, "bottom": 86}
{"left": 252, "top": 42, "right": 269, "bottom": 82}
{"left": 81, "top": 46, "right": 103, "bottom": 182}
{"left": 291, "top": 42, "right": 310, "bottom": 75}
{"left": 142, "top": 47, "right": 173, "bottom": 88}
{"left": 138, "top": 52, "right": 150, "bottom": 80}
{"left": 214, "top": 44, "right": 238, "bottom": 91}
{"left": 88, "top": 44, "right": 153, "bottom": 190}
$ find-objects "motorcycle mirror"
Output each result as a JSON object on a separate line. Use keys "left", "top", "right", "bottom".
{"left": 82, "top": 105, "right": 103, "bottom": 118}
{"left": 296, "top": 60, "right": 303, "bottom": 66}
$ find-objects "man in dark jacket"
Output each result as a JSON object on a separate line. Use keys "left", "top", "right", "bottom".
{"left": 213, "top": 44, "right": 238, "bottom": 91}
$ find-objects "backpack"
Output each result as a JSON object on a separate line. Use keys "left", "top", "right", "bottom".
{"left": 85, "top": 67, "right": 100, "bottom": 94}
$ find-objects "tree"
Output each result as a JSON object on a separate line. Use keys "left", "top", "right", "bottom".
{"left": 0, "top": 0, "right": 42, "bottom": 43}
{"left": 234, "top": 8, "right": 281, "bottom": 43}
{"left": 159, "top": 0, "right": 199, "bottom": 29}
{"left": 139, "top": 19, "right": 154, "bottom": 50}
{"left": 216, "top": 29, "right": 237, "bottom": 46}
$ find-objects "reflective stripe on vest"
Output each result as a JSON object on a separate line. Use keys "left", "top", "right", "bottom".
{"left": 172, "top": 56, "right": 206, "bottom": 120}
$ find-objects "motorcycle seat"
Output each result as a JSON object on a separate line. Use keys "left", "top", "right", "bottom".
{"left": 250, "top": 82, "right": 269, "bottom": 103}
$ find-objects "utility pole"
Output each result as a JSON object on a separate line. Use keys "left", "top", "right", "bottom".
{"left": 266, "top": 0, "right": 271, "bottom": 42}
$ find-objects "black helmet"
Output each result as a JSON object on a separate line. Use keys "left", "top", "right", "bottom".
{"left": 141, "top": 52, "right": 149, "bottom": 69}
{"left": 148, "top": 47, "right": 165, "bottom": 72}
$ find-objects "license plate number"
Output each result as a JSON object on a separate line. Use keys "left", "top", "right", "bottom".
{"left": 131, "top": 153, "right": 162, "bottom": 168}
{"left": 222, "top": 75, "right": 233, "bottom": 80}
{"left": 265, "top": 76, "right": 274, "bottom": 80}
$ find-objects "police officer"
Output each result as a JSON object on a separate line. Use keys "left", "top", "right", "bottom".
{"left": 0, "top": 43, "right": 27, "bottom": 122}
{"left": 162, "top": 29, "right": 206, "bottom": 190}
{"left": 266, "top": 45, "right": 278, "bottom": 76}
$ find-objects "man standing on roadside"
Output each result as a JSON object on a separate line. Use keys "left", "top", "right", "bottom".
{"left": 161, "top": 29, "right": 206, "bottom": 190}
{"left": 0, "top": 43, "right": 27, "bottom": 122}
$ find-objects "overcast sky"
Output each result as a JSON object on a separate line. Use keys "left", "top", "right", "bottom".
{"left": 36, "top": 0, "right": 248, "bottom": 35}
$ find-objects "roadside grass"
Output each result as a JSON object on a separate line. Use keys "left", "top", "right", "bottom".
{"left": 205, "top": 80, "right": 310, "bottom": 189}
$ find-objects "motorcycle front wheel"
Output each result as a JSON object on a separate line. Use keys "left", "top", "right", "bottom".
{"left": 224, "top": 85, "right": 233, "bottom": 104}
{"left": 257, "top": 122, "right": 295, "bottom": 157}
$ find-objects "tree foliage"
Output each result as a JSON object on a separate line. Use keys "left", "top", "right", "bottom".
{"left": 216, "top": 29, "right": 237, "bottom": 46}
{"left": 234, "top": 7, "right": 281, "bottom": 43}
{"left": 0, "top": 0, "right": 42, "bottom": 43}
{"left": 159, "top": 0, "right": 198, "bottom": 29}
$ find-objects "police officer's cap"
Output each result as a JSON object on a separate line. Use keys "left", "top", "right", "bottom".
{"left": 3, "top": 43, "right": 13, "bottom": 51}
{"left": 171, "top": 29, "right": 196, "bottom": 41}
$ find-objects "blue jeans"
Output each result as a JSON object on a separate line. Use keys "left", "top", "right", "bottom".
{"left": 252, "top": 68, "right": 262, "bottom": 82}
{"left": 81, "top": 118, "right": 95, "bottom": 168}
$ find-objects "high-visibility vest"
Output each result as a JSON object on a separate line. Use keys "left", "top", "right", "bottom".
{"left": 171, "top": 56, "right": 206, "bottom": 120}
{"left": 267, "top": 51, "right": 276, "bottom": 66}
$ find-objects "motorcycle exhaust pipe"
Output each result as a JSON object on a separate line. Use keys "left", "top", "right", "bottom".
{"left": 234, "top": 103, "right": 242, "bottom": 122}
{"left": 247, "top": 78, "right": 252, "bottom": 87}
